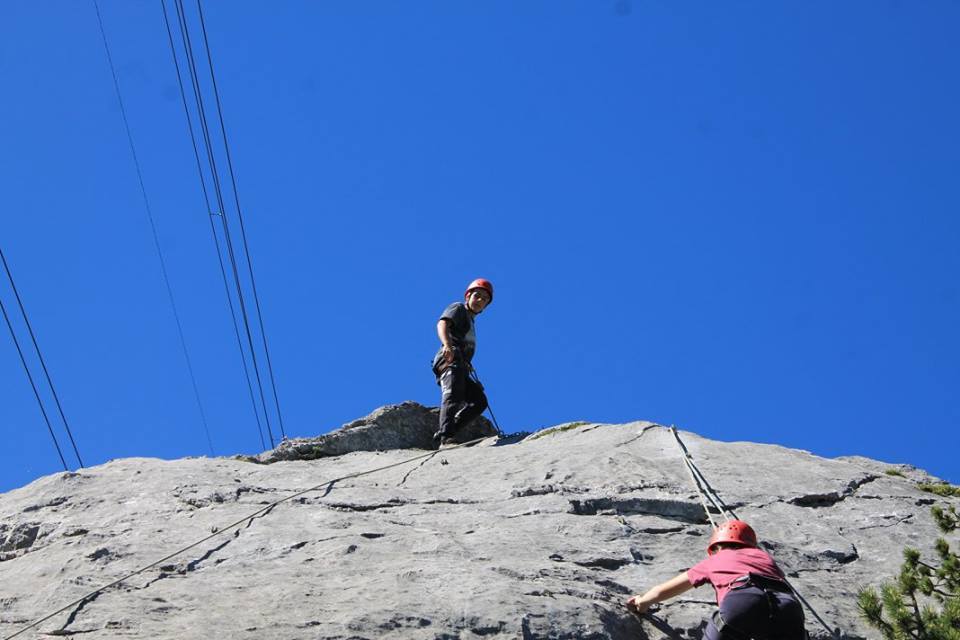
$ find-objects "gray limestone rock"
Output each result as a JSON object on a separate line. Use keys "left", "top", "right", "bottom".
{"left": 0, "top": 409, "right": 956, "bottom": 639}
{"left": 255, "top": 402, "right": 497, "bottom": 464}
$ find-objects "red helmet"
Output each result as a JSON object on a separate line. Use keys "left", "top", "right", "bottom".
{"left": 707, "top": 520, "right": 758, "bottom": 555}
{"left": 465, "top": 278, "right": 494, "bottom": 303}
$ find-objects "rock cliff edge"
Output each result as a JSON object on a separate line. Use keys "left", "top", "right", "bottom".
{"left": 1, "top": 402, "right": 954, "bottom": 639}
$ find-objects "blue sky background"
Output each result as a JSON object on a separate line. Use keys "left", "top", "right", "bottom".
{"left": 1, "top": 1, "right": 957, "bottom": 494}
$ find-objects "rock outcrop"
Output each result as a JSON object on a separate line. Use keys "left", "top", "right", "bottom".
{"left": 0, "top": 403, "right": 955, "bottom": 639}
{"left": 254, "top": 401, "right": 498, "bottom": 464}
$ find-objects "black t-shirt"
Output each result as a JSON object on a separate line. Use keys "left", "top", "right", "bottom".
{"left": 432, "top": 302, "right": 476, "bottom": 372}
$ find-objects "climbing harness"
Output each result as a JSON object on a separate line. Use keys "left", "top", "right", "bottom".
{"left": 712, "top": 573, "right": 798, "bottom": 639}
{"left": 668, "top": 426, "right": 839, "bottom": 640}
{"left": 3, "top": 435, "right": 490, "bottom": 640}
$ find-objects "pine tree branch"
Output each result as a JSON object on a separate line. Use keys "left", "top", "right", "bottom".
{"left": 910, "top": 592, "right": 927, "bottom": 640}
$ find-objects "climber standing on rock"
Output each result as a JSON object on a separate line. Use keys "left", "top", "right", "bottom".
{"left": 431, "top": 278, "right": 493, "bottom": 446}
{"left": 626, "top": 520, "right": 806, "bottom": 639}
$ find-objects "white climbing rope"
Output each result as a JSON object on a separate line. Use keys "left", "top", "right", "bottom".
{"left": 670, "top": 425, "right": 736, "bottom": 522}
{"left": 3, "top": 435, "right": 490, "bottom": 640}
{"left": 667, "top": 426, "right": 839, "bottom": 639}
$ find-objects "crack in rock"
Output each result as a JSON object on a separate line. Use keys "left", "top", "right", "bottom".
{"left": 594, "top": 578, "right": 632, "bottom": 595}
{"left": 788, "top": 475, "right": 880, "bottom": 508}
{"left": 638, "top": 525, "right": 685, "bottom": 534}
{"left": 506, "top": 509, "right": 544, "bottom": 519}
{"left": 137, "top": 505, "right": 275, "bottom": 596}
{"left": 614, "top": 515, "right": 686, "bottom": 537}
{"left": 175, "top": 485, "right": 275, "bottom": 510}
{"left": 398, "top": 454, "right": 439, "bottom": 486}
{"left": 572, "top": 557, "right": 634, "bottom": 570}
{"left": 86, "top": 548, "right": 116, "bottom": 562}
{"left": 23, "top": 496, "right": 69, "bottom": 513}
{"left": 511, "top": 484, "right": 588, "bottom": 498}
{"left": 852, "top": 514, "right": 913, "bottom": 530}
{"left": 823, "top": 542, "right": 859, "bottom": 565}
{"left": 56, "top": 590, "right": 103, "bottom": 635}
{"left": 319, "top": 499, "right": 406, "bottom": 512}
{"left": 551, "top": 547, "right": 651, "bottom": 571}
{"left": 613, "top": 426, "right": 657, "bottom": 449}
{"left": 142, "top": 536, "right": 234, "bottom": 589}
{"left": 447, "top": 615, "right": 508, "bottom": 637}
{"left": 569, "top": 497, "right": 708, "bottom": 524}
{"left": 376, "top": 614, "right": 433, "bottom": 631}
{"left": 313, "top": 497, "right": 478, "bottom": 512}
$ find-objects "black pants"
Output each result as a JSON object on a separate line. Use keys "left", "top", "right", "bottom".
{"left": 705, "top": 586, "right": 805, "bottom": 640}
{"left": 437, "top": 364, "right": 487, "bottom": 437}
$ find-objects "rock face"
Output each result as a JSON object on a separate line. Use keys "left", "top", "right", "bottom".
{"left": 255, "top": 401, "right": 498, "bottom": 464}
{"left": 0, "top": 403, "right": 956, "bottom": 639}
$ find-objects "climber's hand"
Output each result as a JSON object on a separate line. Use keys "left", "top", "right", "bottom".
{"left": 626, "top": 595, "right": 652, "bottom": 614}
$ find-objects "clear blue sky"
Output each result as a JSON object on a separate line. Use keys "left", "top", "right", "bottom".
{"left": 1, "top": 1, "right": 957, "bottom": 493}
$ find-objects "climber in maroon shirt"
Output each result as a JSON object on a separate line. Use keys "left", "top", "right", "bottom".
{"left": 626, "top": 520, "right": 806, "bottom": 639}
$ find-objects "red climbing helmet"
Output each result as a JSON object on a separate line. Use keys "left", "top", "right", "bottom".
{"left": 707, "top": 519, "right": 758, "bottom": 555}
{"left": 465, "top": 278, "right": 494, "bottom": 303}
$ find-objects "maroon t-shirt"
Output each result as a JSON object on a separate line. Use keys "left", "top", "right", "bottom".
{"left": 686, "top": 547, "right": 785, "bottom": 605}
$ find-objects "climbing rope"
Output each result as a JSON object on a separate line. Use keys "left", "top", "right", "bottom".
{"left": 670, "top": 426, "right": 736, "bottom": 521}
{"left": 3, "top": 435, "right": 489, "bottom": 640}
{"left": 468, "top": 366, "right": 504, "bottom": 437}
{"left": 668, "top": 426, "right": 839, "bottom": 639}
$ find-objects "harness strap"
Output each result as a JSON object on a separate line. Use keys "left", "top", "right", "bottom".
{"left": 729, "top": 573, "right": 792, "bottom": 594}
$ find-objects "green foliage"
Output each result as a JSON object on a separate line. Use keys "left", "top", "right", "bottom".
{"left": 934, "top": 506, "right": 960, "bottom": 533}
{"left": 528, "top": 421, "right": 591, "bottom": 440}
{"left": 886, "top": 469, "right": 906, "bottom": 477}
{"left": 919, "top": 484, "right": 960, "bottom": 498}
{"left": 858, "top": 503, "right": 960, "bottom": 639}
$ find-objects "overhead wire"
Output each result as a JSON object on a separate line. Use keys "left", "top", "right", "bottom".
{"left": 195, "top": 0, "right": 286, "bottom": 440}
{"left": 2, "top": 434, "right": 493, "bottom": 640}
{"left": 92, "top": 0, "right": 215, "bottom": 456}
{"left": 0, "top": 250, "right": 70, "bottom": 472}
{"left": 0, "top": 246, "right": 83, "bottom": 469}
{"left": 169, "top": 0, "right": 275, "bottom": 448}
{"left": 160, "top": 0, "right": 267, "bottom": 450}
{"left": 169, "top": 0, "right": 278, "bottom": 448}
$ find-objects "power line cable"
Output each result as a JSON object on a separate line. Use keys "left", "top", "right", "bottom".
{"left": 195, "top": 0, "right": 286, "bottom": 440}
{"left": 0, "top": 247, "right": 84, "bottom": 468}
{"left": 171, "top": 0, "right": 277, "bottom": 448}
{"left": 160, "top": 0, "right": 267, "bottom": 450}
{"left": 3, "top": 435, "right": 491, "bottom": 639}
{"left": 0, "top": 256, "right": 69, "bottom": 472}
{"left": 92, "top": 0, "right": 215, "bottom": 456}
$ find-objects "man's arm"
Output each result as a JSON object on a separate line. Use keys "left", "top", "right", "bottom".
{"left": 626, "top": 572, "right": 695, "bottom": 613}
{"left": 437, "top": 319, "right": 455, "bottom": 363}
